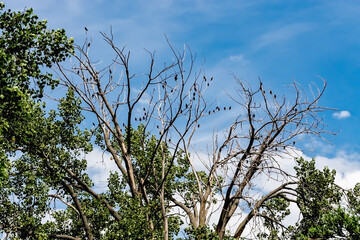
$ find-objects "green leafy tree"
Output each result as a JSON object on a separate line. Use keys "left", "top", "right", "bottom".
{"left": 0, "top": 88, "right": 93, "bottom": 239}
{"left": 259, "top": 158, "right": 360, "bottom": 240}
{"left": 0, "top": 2, "right": 73, "bottom": 182}
{"left": 290, "top": 158, "right": 360, "bottom": 239}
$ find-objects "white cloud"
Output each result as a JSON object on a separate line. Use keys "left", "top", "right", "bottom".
{"left": 255, "top": 23, "right": 311, "bottom": 49}
{"left": 85, "top": 147, "right": 119, "bottom": 193}
{"left": 333, "top": 110, "right": 351, "bottom": 119}
{"left": 229, "top": 54, "right": 248, "bottom": 65}
{"left": 314, "top": 150, "right": 360, "bottom": 189}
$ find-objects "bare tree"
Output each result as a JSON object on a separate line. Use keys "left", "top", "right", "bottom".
{"left": 56, "top": 31, "right": 212, "bottom": 239}
{"left": 173, "top": 76, "right": 330, "bottom": 238}
{"left": 55, "top": 31, "right": 331, "bottom": 239}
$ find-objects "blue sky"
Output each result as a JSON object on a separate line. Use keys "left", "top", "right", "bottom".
{"left": 4, "top": 0, "right": 360, "bottom": 186}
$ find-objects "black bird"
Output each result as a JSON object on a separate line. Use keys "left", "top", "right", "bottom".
{"left": 174, "top": 75, "right": 178, "bottom": 81}
{"left": 85, "top": 27, "right": 88, "bottom": 31}
{"left": 229, "top": 106, "right": 232, "bottom": 110}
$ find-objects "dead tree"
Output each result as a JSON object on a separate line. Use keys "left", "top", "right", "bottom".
{"left": 172, "top": 75, "right": 331, "bottom": 238}
{"left": 56, "top": 31, "right": 211, "bottom": 239}
{"left": 56, "top": 31, "right": 331, "bottom": 239}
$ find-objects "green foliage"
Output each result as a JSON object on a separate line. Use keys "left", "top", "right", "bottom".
{"left": 0, "top": 2, "right": 73, "bottom": 98}
{"left": 184, "top": 225, "right": 220, "bottom": 240}
{"left": 258, "top": 196, "right": 291, "bottom": 239}
{"left": 0, "top": 88, "right": 92, "bottom": 239}
{"left": 31, "top": 124, "right": 187, "bottom": 239}
{"left": 106, "top": 125, "right": 185, "bottom": 238}
{"left": 184, "top": 225, "right": 235, "bottom": 240}
{"left": 292, "top": 157, "right": 343, "bottom": 239}
{"left": 260, "top": 158, "right": 360, "bottom": 239}
{"left": 0, "top": 2, "right": 73, "bottom": 182}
